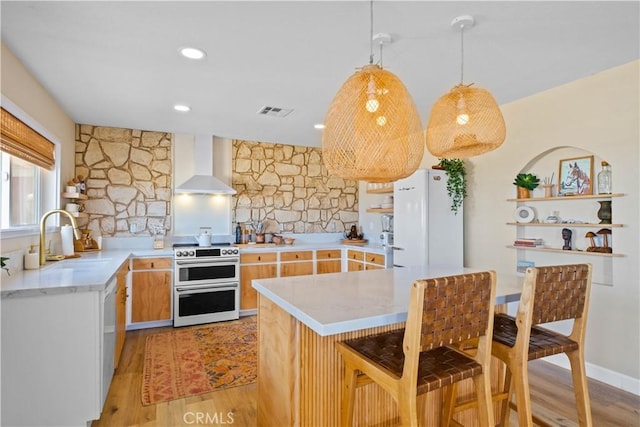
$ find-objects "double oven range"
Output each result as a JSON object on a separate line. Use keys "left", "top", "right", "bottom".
{"left": 173, "top": 243, "right": 240, "bottom": 327}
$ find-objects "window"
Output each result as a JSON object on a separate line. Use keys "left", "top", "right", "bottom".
{"left": 0, "top": 104, "right": 58, "bottom": 236}
{"left": 0, "top": 152, "right": 40, "bottom": 229}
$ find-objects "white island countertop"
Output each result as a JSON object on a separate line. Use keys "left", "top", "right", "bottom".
{"left": 253, "top": 265, "right": 523, "bottom": 336}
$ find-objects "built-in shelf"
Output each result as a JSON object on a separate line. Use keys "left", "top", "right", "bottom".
{"left": 507, "top": 245, "right": 623, "bottom": 257}
{"left": 366, "top": 187, "right": 393, "bottom": 194}
{"left": 62, "top": 192, "right": 88, "bottom": 200}
{"left": 506, "top": 222, "right": 622, "bottom": 228}
{"left": 366, "top": 208, "right": 393, "bottom": 213}
{"left": 70, "top": 212, "right": 89, "bottom": 218}
{"left": 507, "top": 193, "right": 623, "bottom": 202}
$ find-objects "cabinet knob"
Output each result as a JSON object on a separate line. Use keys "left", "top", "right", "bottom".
{"left": 258, "top": 256, "right": 261, "bottom": 261}
{"left": 295, "top": 254, "right": 299, "bottom": 259}
{"left": 151, "top": 262, "right": 154, "bottom": 268}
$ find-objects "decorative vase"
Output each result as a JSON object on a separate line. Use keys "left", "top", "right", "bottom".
{"left": 517, "top": 187, "right": 530, "bottom": 199}
{"left": 597, "top": 200, "right": 612, "bottom": 224}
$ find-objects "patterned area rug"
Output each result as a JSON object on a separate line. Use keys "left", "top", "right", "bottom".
{"left": 141, "top": 319, "right": 257, "bottom": 405}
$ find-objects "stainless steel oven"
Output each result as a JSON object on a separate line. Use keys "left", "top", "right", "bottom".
{"left": 173, "top": 245, "right": 240, "bottom": 327}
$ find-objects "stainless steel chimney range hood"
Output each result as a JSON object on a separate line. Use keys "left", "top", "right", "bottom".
{"left": 175, "top": 135, "right": 236, "bottom": 195}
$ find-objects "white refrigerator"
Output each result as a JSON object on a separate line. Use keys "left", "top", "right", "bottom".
{"left": 393, "top": 168, "right": 463, "bottom": 267}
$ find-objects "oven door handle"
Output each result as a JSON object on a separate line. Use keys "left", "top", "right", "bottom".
{"left": 176, "top": 283, "right": 238, "bottom": 293}
{"left": 175, "top": 259, "right": 239, "bottom": 266}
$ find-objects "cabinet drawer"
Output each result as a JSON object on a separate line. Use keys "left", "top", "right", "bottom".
{"left": 240, "top": 252, "right": 277, "bottom": 263}
{"left": 317, "top": 260, "right": 342, "bottom": 274}
{"left": 365, "top": 253, "right": 385, "bottom": 266}
{"left": 132, "top": 257, "right": 172, "bottom": 270}
{"left": 316, "top": 249, "right": 341, "bottom": 260}
{"left": 347, "top": 250, "right": 364, "bottom": 261}
{"left": 281, "top": 262, "right": 313, "bottom": 277}
{"left": 280, "top": 251, "right": 313, "bottom": 262}
{"left": 348, "top": 260, "right": 364, "bottom": 271}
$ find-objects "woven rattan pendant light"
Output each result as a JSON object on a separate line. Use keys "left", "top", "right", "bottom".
{"left": 322, "top": 1, "right": 423, "bottom": 183}
{"left": 426, "top": 15, "right": 506, "bottom": 158}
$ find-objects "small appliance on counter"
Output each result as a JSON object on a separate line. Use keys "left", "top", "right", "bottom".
{"left": 380, "top": 214, "right": 394, "bottom": 246}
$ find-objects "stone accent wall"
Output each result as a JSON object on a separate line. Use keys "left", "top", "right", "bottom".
{"left": 232, "top": 140, "right": 358, "bottom": 233}
{"left": 75, "top": 125, "right": 172, "bottom": 237}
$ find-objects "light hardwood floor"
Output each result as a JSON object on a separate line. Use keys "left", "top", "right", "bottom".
{"left": 94, "top": 321, "right": 639, "bottom": 427}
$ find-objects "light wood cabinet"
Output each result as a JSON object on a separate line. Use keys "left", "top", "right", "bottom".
{"left": 240, "top": 252, "right": 277, "bottom": 310}
{"left": 114, "top": 261, "right": 129, "bottom": 369}
{"left": 316, "top": 249, "right": 342, "bottom": 275}
{"left": 130, "top": 257, "right": 172, "bottom": 324}
{"left": 347, "top": 249, "right": 386, "bottom": 271}
{"left": 280, "top": 250, "right": 314, "bottom": 277}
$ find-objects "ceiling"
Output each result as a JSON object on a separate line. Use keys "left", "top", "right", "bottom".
{"left": 1, "top": 1, "right": 638, "bottom": 148}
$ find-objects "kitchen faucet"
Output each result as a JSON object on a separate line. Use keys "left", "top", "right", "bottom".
{"left": 39, "top": 209, "right": 83, "bottom": 266}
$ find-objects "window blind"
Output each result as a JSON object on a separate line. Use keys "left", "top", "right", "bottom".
{"left": 0, "top": 107, "right": 55, "bottom": 170}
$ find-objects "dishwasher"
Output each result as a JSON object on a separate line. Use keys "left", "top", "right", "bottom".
{"left": 101, "top": 277, "right": 117, "bottom": 408}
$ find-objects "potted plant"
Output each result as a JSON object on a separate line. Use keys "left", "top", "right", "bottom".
{"left": 435, "top": 158, "right": 466, "bottom": 214}
{"left": 513, "top": 173, "right": 540, "bottom": 199}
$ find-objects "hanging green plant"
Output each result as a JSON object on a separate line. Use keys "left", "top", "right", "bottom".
{"left": 437, "top": 158, "right": 466, "bottom": 214}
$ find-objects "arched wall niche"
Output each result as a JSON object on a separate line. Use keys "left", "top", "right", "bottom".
{"left": 515, "top": 145, "right": 610, "bottom": 198}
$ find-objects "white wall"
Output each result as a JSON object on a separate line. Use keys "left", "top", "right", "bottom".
{"left": 0, "top": 43, "right": 76, "bottom": 254}
{"left": 466, "top": 60, "right": 639, "bottom": 392}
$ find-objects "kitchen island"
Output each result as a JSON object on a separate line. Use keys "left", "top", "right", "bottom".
{"left": 252, "top": 266, "right": 522, "bottom": 426}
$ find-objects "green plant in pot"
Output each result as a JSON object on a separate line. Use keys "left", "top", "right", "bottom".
{"left": 513, "top": 173, "right": 540, "bottom": 199}
{"left": 437, "top": 158, "right": 466, "bottom": 214}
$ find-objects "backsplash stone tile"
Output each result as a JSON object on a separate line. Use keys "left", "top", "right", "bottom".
{"left": 232, "top": 140, "right": 358, "bottom": 233}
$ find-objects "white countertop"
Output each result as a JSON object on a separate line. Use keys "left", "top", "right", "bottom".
{"left": 0, "top": 240, "right": 392, "bottom": 299}
{"left": 0, "top": 248, "right": 175, "bottom": 299}
{"left": 237, "top": 241, "right": 393, "bottom": 254}
{"left": 252, "top": 266, "right": 523, "bottom": 336}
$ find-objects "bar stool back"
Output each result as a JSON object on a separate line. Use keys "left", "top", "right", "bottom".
{"left": 492, "top": 264, "right": 593, "bottom": 426}
{"left": 336, "top": 271, "right": 497, "bottom": 427}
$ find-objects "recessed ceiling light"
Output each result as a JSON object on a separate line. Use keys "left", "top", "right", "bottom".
{"left": 314, "top": 124, "right": 325, "bottom": 129}
{"left": 174, "top": 104, "right": 191, "bottom": 112}
{"left": 179, "top": 47, "right": 206, "bottom": 60}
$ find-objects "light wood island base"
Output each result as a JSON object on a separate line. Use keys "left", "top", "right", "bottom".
{"left": 257, "top": 295, "right": 501, "bottom": 426}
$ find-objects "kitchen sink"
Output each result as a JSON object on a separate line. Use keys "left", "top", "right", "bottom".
{"left": 46, "top": 258, "right": 113, "bottom": 270}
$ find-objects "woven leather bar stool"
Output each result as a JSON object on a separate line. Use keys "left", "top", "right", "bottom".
{"left": 336, "top": 271, "right": 497, "bottom": 427}
{"left": 493, "top": 264, "right": 593, "bottom": 426}
{"left": 445, "top": 264, "right": 593, "bottom": 427}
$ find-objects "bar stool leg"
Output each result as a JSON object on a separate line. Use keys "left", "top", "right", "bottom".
{"left": 567, "top": 350, "right": 593, "bottom": 427}
{"left": 513, "top": 362, "right": 534, "bottom": 427}
{"left": 441, "top": 384, "right": 457, "bottom": 427}
{"left": 473, "top": 372, "right": 494, "bottom": 427}
{"left": 341, "top": 363, "right": 358, "bottom": 427}
{"left": 398, "top": 389, "right": 418, "bottom": 426}
{"left": 496, "top": 369, "right": 512, "bottom": 427}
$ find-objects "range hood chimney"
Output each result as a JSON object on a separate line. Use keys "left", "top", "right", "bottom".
{"left": 175, "top": 135, "right": 236, "bottom": 195}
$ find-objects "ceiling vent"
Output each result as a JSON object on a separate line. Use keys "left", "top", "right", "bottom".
{"left": 257, "top": 105, "right": 293, "bottom": 118}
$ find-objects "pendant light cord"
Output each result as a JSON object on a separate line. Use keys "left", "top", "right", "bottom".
{"left": 369, "top": 0, "right": 374, "bottom": 64}
{"left": 460, "top": 23, "right": 465, "bottom": 84}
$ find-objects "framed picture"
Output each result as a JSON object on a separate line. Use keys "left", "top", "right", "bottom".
{"left": 558, "top": 155, "right": 594, "bottom": 195}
